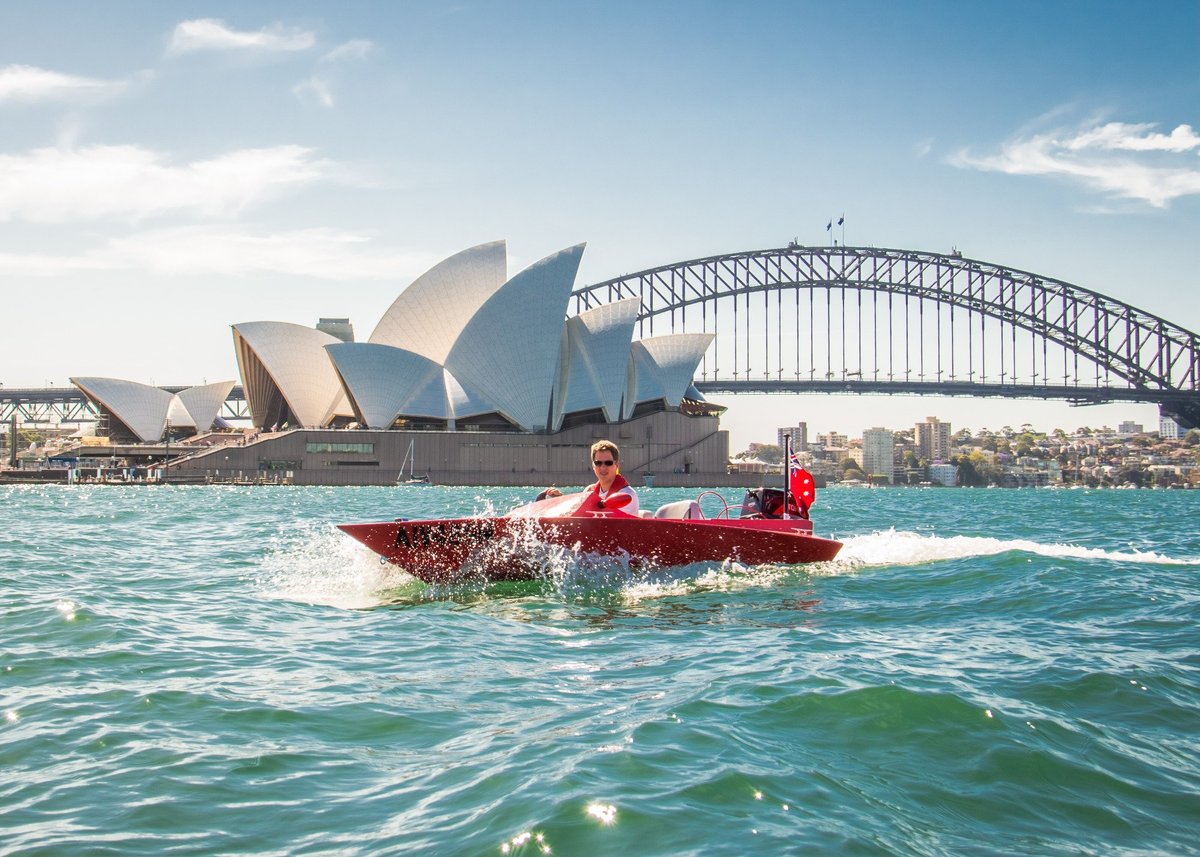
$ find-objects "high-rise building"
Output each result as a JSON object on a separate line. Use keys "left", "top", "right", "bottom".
{"left": 862, "top": 427, "right": 895, "bottom": 483}
{"left": 915, "top": 416, "right": 951, "bottom": 462}
{"left": 778, "top": 422, "right": 808, "bottom": 452}
{"left": 1160, "top": 416, "right": 1181, "bottom": 440}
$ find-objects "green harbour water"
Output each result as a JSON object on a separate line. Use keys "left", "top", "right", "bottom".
{"left": 2, "top": 483, "right": 1198, "bottom": 855}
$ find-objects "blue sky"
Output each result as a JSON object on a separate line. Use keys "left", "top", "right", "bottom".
{"left": 1, "top": 1, "right": 1197, "bottom": 448}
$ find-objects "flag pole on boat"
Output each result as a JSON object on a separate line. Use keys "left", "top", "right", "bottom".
{"left": 782, "top": 432, "right": 792, "bottom": 519}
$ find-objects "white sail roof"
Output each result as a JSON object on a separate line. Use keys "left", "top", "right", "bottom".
{"left": 445, "top": 243, "right": 584, "bottom": 430}
{"left": 624, "top": 333, "right": 715, "bottom": 418}
{"left": 369, "top": 240, "right": 508, "bottom": 363}
{"left": 71, "top": 377, "right": 237, "bottom": 440}
{"left": 554, "top": 297, "right": 640, "bottom": 427}
{"left": 326, "top": 342, "right": 449, "bottom": 427}
{"left": 167, "top": 396, "right": 195, "bottom": 429}
{"left": 442, "top": 368, "right": 499, "bottom": 422}
{"left": 177, "top": 380, "right": 237, "bottom": 432}
{"left": 232, "top": 321, "right": 348, "bottom": 428}
{"left": 70, "top": 377, "right": 174, "bottom": 442}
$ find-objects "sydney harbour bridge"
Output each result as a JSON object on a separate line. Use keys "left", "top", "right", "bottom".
{"left": 570, "top": 245, "right": 1200, "bottom": 431}
{"left": 5, "top": 245, "right": 1199, "bottom": 431}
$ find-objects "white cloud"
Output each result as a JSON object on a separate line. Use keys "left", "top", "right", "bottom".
{"left": 292, "top": 40, "right": 374, "bottom": 108}
{"left": 951, "top": 120, "right": 1200, "bottom": 209}
{"left": 167, "top": 18, "right": 316, "bottom": 56}
{"left": 0, "top": 226, "right": 438, "bottom": 280}
{"left": 1064, "top": 122, "right": 1200, "bottom": 154}
{"left": 293, "top": 76, "right": 335, "bottom": 108}
{"left": 322, "top": 40, "right": 374, "bottom": 64}
{"left": 0, "top": 144, "right": 339, "bottom": 222}
{"left": 0, "top": 64, "right": 128, "bottom": 103}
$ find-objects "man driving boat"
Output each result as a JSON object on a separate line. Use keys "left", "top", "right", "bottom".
{"left": 537, "top": 440, "right": 639, "bottom": 515}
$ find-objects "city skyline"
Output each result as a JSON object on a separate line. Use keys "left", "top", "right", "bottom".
{"left": 2, "top": 2, "right": 1197, "bottom": 451}
{"left": 754, "top": 412, "right": 1174, "bottom": 453}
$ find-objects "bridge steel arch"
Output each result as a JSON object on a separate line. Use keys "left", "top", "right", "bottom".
{"left": 569, "top": 245, "right": 1200, "bottom": 430}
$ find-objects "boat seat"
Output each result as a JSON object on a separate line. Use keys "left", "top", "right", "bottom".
{"left": 638, "top": 510, "right": 654, "bottom": 519}
{"left": 653, "top": 500, "right": 703, "bottom": 520}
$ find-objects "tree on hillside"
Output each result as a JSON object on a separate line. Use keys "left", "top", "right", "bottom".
{"left": 969, "top": 450, "right": 1002, "bottom": 486}
{"left": 953, "top": 454, "right": 985, "bottom": 487}
{"left": 734, "top": 444, "right": 782, "bottom": 463}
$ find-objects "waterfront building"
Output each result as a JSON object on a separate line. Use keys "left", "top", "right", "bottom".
{"left": 167, "top": 408, "right": 729, "bottom": 487}
{"left": 60, "top": 240, "right": 733, "bottom": 485}
{"left": 929, "top": 462, "right": 957, "bottom": 487}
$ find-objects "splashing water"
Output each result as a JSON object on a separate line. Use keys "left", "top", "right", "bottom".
{"left": 257, "top": 522, "right": 418, "bottom": 609}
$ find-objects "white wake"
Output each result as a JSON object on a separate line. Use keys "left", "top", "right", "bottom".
{"left": 835, "top": 528, "right": 1198, "bottom": 568}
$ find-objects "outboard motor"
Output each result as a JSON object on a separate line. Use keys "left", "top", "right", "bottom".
{"left": 740, "top": 487, "right": 807, "bottom": 520}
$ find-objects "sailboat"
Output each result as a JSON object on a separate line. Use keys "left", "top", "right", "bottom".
{"left": 397, "top": 439, "right": 431, "bottom": 485}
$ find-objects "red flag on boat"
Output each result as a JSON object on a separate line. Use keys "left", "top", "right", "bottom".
{"left": 789, "top": 452, "right": 815, "bottom": 511}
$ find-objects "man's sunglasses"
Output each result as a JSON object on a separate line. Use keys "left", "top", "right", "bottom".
{"left": 593, "top": 459, "right": 615, "bottom": 467}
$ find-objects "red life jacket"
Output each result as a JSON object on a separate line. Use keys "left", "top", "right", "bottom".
{"left": 576, "top": 473, "right": 632, "bottom": 513}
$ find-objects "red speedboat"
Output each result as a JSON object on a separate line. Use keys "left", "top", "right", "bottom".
{"left": 338, "top": 488, "right": 843, "bottom": 584}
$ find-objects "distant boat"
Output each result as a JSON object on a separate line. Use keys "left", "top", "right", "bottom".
{"left": 397, "top": 439, "right": 431, "bottom": 485}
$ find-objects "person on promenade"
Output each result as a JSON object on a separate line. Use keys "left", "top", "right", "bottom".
{"left": 536, "top": 440, "right": 639, "bottom": 514}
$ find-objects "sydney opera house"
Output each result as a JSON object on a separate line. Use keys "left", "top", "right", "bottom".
{"left": 71, "top": 241, "right": 731, "bottom": 485}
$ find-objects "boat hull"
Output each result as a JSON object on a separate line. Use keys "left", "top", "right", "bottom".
{"left": 338, "top": 514, "right": 843, "bottom": 584}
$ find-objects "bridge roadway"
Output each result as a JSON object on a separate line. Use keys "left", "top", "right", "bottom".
{"left": 694, "top": 379, "right": 1200, "bottom": 409}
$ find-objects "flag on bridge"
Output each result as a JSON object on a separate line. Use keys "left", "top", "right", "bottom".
{"left": 838, "top": 214, "right": 844, "bottom": 226}
{"left": 826, "top": 220, "right": 832, "bottom": 232}
{"left": 789, "top": 452, "right": 816, "bottom": 512}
